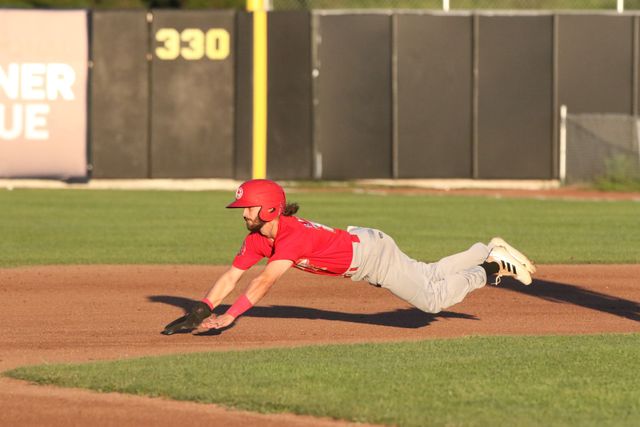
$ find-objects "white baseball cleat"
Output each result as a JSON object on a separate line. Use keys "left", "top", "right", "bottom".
{"left": 487, "top": 246, "right": 533, "bottom": 286}
{"left": 488, "top": 237, "right": 536, "bottom": 274}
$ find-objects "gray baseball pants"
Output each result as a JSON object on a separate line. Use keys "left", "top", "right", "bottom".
{"left": 346, "top": 226, "right": 489, "bottom": 313}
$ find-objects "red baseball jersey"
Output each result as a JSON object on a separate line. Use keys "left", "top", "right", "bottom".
{"left": 232, "top": 216, "right": 354, "bottom": 276}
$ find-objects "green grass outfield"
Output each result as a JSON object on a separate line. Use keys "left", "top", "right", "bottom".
{"left": 1, "top": 188, "right": 639, "bottom": 267}
{"left": 6, "top": 334, "right": 640, "bottom": 427}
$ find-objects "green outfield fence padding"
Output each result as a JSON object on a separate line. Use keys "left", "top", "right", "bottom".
{"left": 90, "top": 10, "right": 150, "bottom": 178}
{"left": 150, "top": 9, "right": 235, "bottom": 178}
{"left": 396, "top": 13, "right": 473, "bottom": 178}
{"left": 558, "top": 14, "right": 634, "bottom": 115}
{"left": 313, "top": 13, "right": 392, "bottom": 179}
{"left": 477, "top": 15, "right": 554, "bottom": 179}
{"left": 266, "top": 11, "right": 313, "bottom": 180}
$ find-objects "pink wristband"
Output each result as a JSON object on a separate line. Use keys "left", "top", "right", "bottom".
{"left": 201, "top": 298, "right": 214, "bottom": 311}
{"left": 226, "top": 294, "right": 253, "bottom": 318}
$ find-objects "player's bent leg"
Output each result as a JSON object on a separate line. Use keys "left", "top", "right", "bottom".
{"left": 348, "top": 228, "right": 489, "bottom": 314}
{"left": 374, "top": 238, "right": 487, "bottom": 313}
{"left": 433, "top": 243, "right": 490, "bottom": 280}
{"left": 350, "top": 227, "right": 431, "bottom": 303}
{"left": 408, "top": 266, "right": 487, "bottom": 313}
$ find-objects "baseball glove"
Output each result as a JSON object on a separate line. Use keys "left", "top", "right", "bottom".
{"left": 162, "top": 301, "right": 213, "bottom": 335}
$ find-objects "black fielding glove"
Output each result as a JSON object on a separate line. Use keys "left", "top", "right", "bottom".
{"left": 162, "top": 301, "right": 212, "bottom": 335}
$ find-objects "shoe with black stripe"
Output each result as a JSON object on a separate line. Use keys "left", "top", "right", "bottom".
{"left": 487, "top": 246, "right": 533, "bottom": 286}
{"left": 488, "top": 237, "right": 537, "bottom": 274}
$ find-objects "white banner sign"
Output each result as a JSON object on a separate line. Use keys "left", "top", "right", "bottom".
{"left": 0, "top": 10, "right": 88, "bottom": 178}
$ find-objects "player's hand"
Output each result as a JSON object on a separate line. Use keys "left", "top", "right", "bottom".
{"left": 197, "top": 313, "right": 235, "bottom": 331}
{"left": 211, "top": 313, "right": 236, "bottom": 329}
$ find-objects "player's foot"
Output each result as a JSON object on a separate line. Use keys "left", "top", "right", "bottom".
{"left": 486, "top": 246, "right": 533, "bottom": 286}
{"left": 488, "top": 237, "right": 536, "bottom": 274}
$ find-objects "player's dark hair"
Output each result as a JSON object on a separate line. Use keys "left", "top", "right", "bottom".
{"left": 282, "top": 202, "right": 299, "bottom": 216}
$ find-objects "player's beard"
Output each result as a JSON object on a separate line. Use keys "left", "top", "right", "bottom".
{"left": 244, "top": 216, "right": 265, "bottom": 232}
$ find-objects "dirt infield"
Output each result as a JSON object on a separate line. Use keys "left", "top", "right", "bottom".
{"left": 1, "top": 265, "right": 638, "bottom": 426}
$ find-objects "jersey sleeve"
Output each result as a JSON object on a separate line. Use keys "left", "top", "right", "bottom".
{"left": 232, "top": 233, "right": 269, "bottom": 270}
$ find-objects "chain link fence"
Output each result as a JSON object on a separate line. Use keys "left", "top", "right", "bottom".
{"left": 272, "top": 0, "right": 637, "bottom": 11}
{"left": 564, "top": 113, "right": 640, "bottom": 184}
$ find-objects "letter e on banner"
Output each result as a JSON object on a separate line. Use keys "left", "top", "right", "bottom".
{"left": 25, "top": 104, "right": 50, "bottom": 140}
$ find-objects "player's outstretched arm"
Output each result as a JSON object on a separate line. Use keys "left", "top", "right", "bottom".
{"left": 161, "top": 266, "right": 245, "bottom": 335}
{"left": 201, "top": 260, "right": 293, "bottom": 330}
{"left": 203, "top": 266, "right": 246, "bottom": 308}
{"left": 244, "top": 259, "right": 293, "bottom": 303}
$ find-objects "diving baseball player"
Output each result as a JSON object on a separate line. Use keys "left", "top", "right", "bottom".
{"left": 162, "top": 179, "right": 536, "bottom": 335}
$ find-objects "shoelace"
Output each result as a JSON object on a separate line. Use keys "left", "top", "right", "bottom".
{"left": 491, "top": 260, "right": 518, "bottom": 286}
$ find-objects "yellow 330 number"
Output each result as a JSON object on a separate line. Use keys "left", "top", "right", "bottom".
{"left": 155, "top": 28, "right": 230, "bottom": 61}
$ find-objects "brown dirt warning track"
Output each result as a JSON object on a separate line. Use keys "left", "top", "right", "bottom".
{"left": 0, "top": 264, "right": 639, "bottom": 426}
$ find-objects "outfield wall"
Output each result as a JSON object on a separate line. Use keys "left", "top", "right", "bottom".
{"left": 0, "top": 10, "right": 637, "bottom": 180}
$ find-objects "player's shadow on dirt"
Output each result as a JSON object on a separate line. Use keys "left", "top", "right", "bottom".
{"left": 498, "top": 278, "right": 640, "bottom": 322}
{"left": 244, "top": 305, "right": 476, "bottom": 328}
{"left": 147, "top": 295, "right": 478, "bottom": 329}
